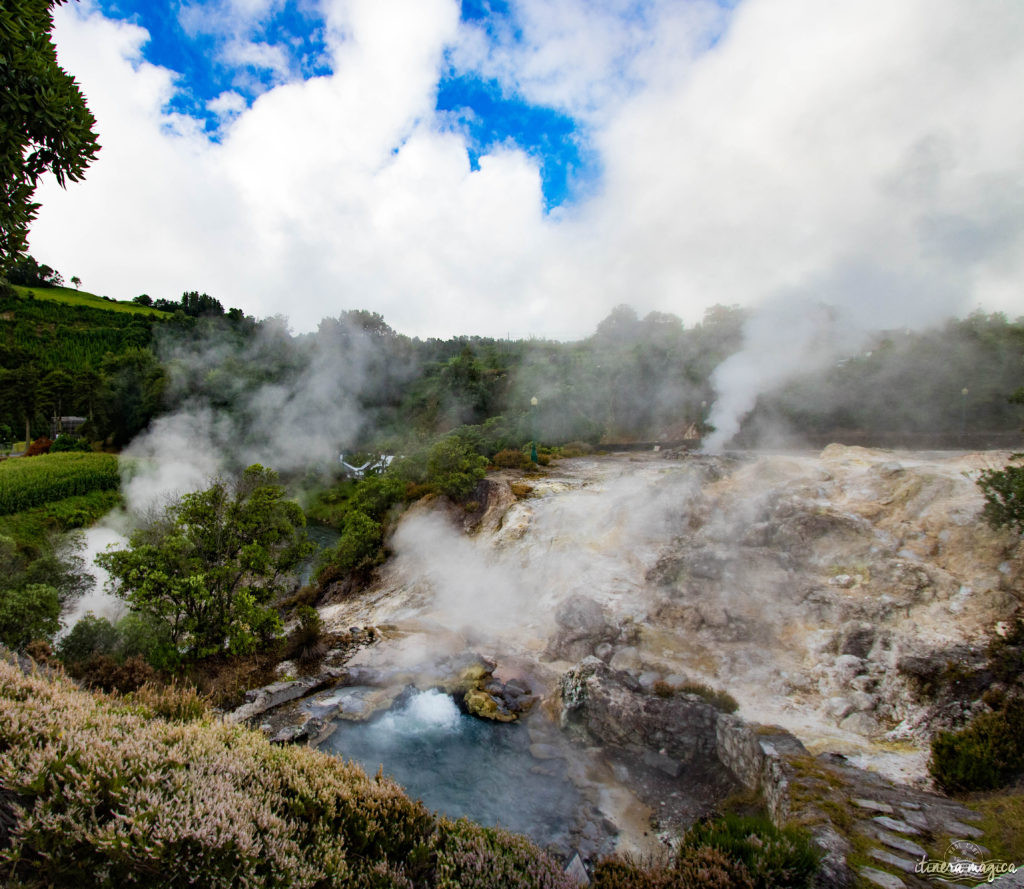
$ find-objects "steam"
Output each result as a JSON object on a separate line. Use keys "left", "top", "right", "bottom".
{"left": 383, "top": 466, "right": 702, "bottom": 653}
{"left": 120, "top": 314, "right": 407, "bottom": 515}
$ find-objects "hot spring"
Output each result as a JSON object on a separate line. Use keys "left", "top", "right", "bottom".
{"left": 318, "top": 689, "right": 582, "bottom": 849}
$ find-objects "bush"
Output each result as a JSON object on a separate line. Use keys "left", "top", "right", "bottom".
{"left": 978, "top": 458, "right": 1024, "bottom": 533}
{"left": 491, "top": 448, "right": 530, "bottom": 469}
{"left": 56, "top": 612, "right": 120, "bottom": 664}
{"left": 72, "top": 653, "right": 156, "bottom": 692}
{"left": 0, "top": 662, "right": 583, "bottom": 889}
{"left": 676, "top": 681, "right": 739, "bottom": 714}
{"left": 426, "top": 437, "right": 488, "bottom": 500}
{"left": 284, "top": 605, "right": 327, "bottom": 665}
{"left": 930, "top": 698, "right": 1024, "bottom": 792}
{"left": 50, "top": 434, "right": 91, "bottom": 453}
{"left": 129, "top": 682, "right": 210, "bottom": 722}
{"left": 677, "top": 814, "right": 820, "bottom": 889}
{"left": 24, "top": 437, "right": 52, "bottom": 457}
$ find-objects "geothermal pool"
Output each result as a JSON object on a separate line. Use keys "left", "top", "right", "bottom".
{"left": 318, "top": 689, "right": 581, "bottom": 847}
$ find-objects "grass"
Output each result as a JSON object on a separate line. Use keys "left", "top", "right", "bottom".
{"left": 0, "top": 489, "right": 121, "bottom": 546}
{"left": 966, "top": 787, "right": 1024, "bottom": 860}
{"left": 12, "top": 284, "right": 164, "bottom": 317}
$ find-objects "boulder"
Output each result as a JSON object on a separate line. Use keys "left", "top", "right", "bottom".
{"left": 546, "top": 595, "right": 619, "bottom": 662}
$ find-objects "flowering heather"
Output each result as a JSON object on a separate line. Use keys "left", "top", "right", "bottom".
{"left": 0, "top": 662, "right": 574, "bottom": 889}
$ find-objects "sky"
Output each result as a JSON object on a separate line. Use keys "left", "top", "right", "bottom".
{"left": 28, "top": 0, "right": 1024, "bottom": 339}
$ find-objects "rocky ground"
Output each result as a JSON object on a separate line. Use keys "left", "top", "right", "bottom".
{"left": 247, "top": 447, "right": 1023, "bottom": 878}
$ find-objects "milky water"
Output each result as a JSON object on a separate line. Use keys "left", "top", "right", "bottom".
{"left": 319, "top": 689, "right": 581, "bottom": 846}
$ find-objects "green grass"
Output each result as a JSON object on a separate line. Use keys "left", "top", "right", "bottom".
{"left": 966, "top": 788, "right": 1024, "bottom": 860}
{"left": 0, "top": 489, "right": 121, "bottom": 546}
{"left": 11, "top": 284, "right": 164, "bottom": 317}
{"left": 0, "top": 452, "right": 120, "bottom": 515}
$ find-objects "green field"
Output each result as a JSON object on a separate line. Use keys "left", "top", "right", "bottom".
{"left": 0, "top": 452, "right": 120, "bottom": 515}
{"left": 11, "top": 284, "right": 164, "bottom": 317}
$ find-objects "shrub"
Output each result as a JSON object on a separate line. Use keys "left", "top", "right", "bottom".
{"left": 676, "top": 681, "right": 739, "bottom": 713}
{"left": 24, "top": 437, "right": 52, "bottom": 457}
{"left": 56, "top": 612, "right": 120, "bottom": 664}
{"left": 677, "top": 814, "right": 820, "bottom": 889}
{"left": 558, "top": 441, "right": 594, "bottom": 459}
{"left": 317, "top": 511, "right": 384, "bottom": 587}
{"left": 0, "top": 663, "right": 584, "bottom": 889}
{"left": 284, "top": 605, "right": 327, "bottom": 665}
{"left": 978, "top": 457, "right": 1024, "bottom": 533}
{"left": 72, "top": 653, "right": 156, "bottom": 692}
{"left": 50, "top": 434, "right": 91, "bottom": 453}
{"left": 426, "top": 437, "right": 488, "bottom": 501}
{"left": 129, "top": 682, "right": 210, "bottom": 722}
{"left": 491, "top": 448, "right": 530, "bottom": 470}
{"left": 930, "top": 697, "right": 1024, "bottom": 792}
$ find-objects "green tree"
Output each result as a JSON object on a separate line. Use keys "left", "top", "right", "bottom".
{"left": 0, "top": 581, "right": 60, "bottom": 649}
{"left": 97, "top": 465, "right": 313, "bottom": 662}
{"left": 0, "top": 0, "right": 100, "bottom": 271}
{"left": 426, "top": 435, "right": 488, "bottom": 499}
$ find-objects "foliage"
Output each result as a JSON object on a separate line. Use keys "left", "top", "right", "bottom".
{"left": 6, "top": 254, "right": 62, "bottom": 287}
{"left": 98, "top": 465, "right": 313, "bottom": 662}
{"left": 0, "top": 662, "right": 574, "bottom": 888}
{"left": 0, "top": 531, "right": 88, "bottom": 651}
{"left": 0, "top": 489, "right": 120, "bottom": 545}
{"left": 0, "top": 0, "right": 100, "bottom": 270}
{"left": 425, "top": 436, "right": 488, "bottom": 500}
{"left": 929, "top": 697, "right": 1024, "bottom": 792}
{"left": 675, "top": 681, "right": 740, "bottom": 714}
{"left": 978, "top": 456, "right": 1024, "bottom": 534}
{"left": 590, "top": 815, "right": 816, "bottom": 889}
{"left": 49, "top": 433, "right": 90, "bottom": 452}
{"left": 0, "top": 451, "right": 119, "bottom": 514}
{"left": 283, "top": 604, "right": 327, "bottom": 665}
{"left": 23, "top": 436, "right": 51, "bottom": 456}
{"left": 0, "top": 581, "right": 59, "bottom": 650}
{"left": 491, "top": 448, "right": 530, "bottom": 469}
{"left": 677, "top": 814, "right": 820, "bottom": 889}
{"left": 56, "top": 612, "right": 120, "bottom": 663}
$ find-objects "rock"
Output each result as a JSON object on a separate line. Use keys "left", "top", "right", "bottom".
{"left": 564, "top": 853, "right": 589, "bottom": 886}
{"left": 874, "top": 829, "right": 927, "bottom": 859}
{"left": 529, "top": 744, "right": 564, "bottom": 761}
{"left": 840, "top": 711, "right": 879, "bottom": 736}
{"left": 546, "top": 595, "right": 618, "bottom": 662}
{"left": 852, "top": 798, "right": 894, "bottom": 814}
{"left": 594, "top": 642, "right": 614, "bottom": 662}
{"left": 839, "top": 623, "right": 876, "bottom": 658}
{"left": 833, "top": 655, "right": 865, "bottom": 683}
{"left": 642, "top": 749, "right": 682, "bottom": 778}
{"left": 464, "top": 688, "right": 516, "bottom": 723}
{"left": 868, "top": 848, "right": 917, "bottom": 874}
{"left": 826, "top": 696, "right": 854, "bottom": 720}
{"left": 872, "top": 816, "right": 921, "bottom": 835}
{"left": 858, "top": 866, "right": 906, "bottom": 888}
{"left": 558, "top": 658, "right": 722, "bottom": 764}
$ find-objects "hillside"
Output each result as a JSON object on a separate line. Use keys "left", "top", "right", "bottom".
{"left": 10, "top": 284, "right": 163, "bottom": 317}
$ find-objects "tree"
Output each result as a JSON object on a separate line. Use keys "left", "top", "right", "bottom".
{"left": 97, "top": 465, "right": 314, "bottom": 662}
{"left": 70, "top": 275, "right": 80, "bottom": 289}
{"left": 0, "top": 0, "right": 100, "bottom": 272}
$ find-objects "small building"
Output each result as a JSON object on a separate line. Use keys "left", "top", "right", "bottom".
{"left": 50, "top": 415, "right": 87, "bottom": 439}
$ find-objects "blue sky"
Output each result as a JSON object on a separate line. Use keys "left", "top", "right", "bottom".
{"left": 34, "top": 0, "right": 1024, "bottom": 342}
{"left": 91, "top": 0, "right": 600, "bottom": 209}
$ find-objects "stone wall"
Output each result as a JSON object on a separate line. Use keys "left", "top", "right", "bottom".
{"left": 560, "top": 657, "right": 803, "bottom": 829}
{"left": 716, "top": 714, "right": 805, "bottom": 826}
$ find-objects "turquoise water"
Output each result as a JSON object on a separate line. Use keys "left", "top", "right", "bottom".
{"left": 319, "top": 689, "right": 580, "bottom": 845}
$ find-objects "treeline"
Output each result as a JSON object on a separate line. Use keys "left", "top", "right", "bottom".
{"left": 3, "top": 261, "right": 1023, "bottom": 457}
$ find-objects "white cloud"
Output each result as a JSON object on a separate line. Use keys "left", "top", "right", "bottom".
{"left": 29, "top": 0, "right": 1024, "bottom": 339}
